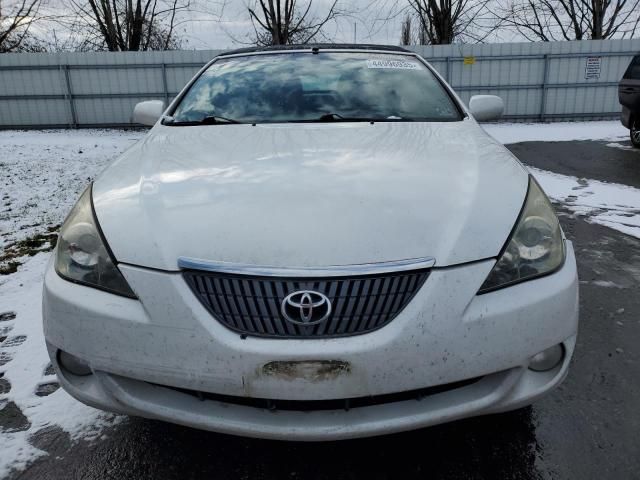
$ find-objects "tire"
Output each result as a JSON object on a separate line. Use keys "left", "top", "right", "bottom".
{"left": 632, "top": 118, "right": 640, "bottom": 148}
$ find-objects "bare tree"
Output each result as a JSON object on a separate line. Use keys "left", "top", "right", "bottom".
{"left": 399, "top": 11, "right": 434, "bottom": 44}
{"left": 498, "top": 0, "right": 640, "bottom": 41}
{"left": 0, "top": 0, "right": 41, "bottom": 52}
{"left": 408, "top": 0, "right": 494, "bottom": 44}
{"left": 400, "top": 12, "right": 412, "bottom": 44}
{"left": 247, "top": 0, "right": 341, "bottom": 45}
{"left": 67, "top": 0, "right": 191, "bottom": 51}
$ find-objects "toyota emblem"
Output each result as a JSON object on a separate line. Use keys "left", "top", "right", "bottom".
{"left": 281, "top": 290, "right": 332, "bottom": 326}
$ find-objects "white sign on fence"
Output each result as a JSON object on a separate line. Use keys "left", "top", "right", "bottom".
{"left": 585, "top": 57, "right": 602, "bottom": 79}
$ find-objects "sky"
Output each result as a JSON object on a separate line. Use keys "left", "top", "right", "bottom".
{"left": 9, "top": 0, "right": 640, "bottom": 51}
{"left": 31, "top": 0, "right": 424, "bottom": 50}
{"left": 168, "top": 0, "right": 411, "bottom": 49}
{"left": 151, "top": 0, "right": 526, "bottom": 49}
{"left": 26, "top": 0, "right": 635, "bottom": 51}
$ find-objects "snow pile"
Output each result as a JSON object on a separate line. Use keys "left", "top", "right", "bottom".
{"left": 484, "top": 120, "right": 629, "bottom": 144}
{"left": 531, "top": 167, "right": 640, "bottom": 239}
{"left": 0, "top": 253, "right": 123, "bottom": 478}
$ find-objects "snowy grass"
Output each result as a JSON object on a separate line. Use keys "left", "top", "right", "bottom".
{"left": 0, "top": 122, "right": 639, "bottom": 477}
{"left": 1, "top": 129, "right": 141, "bottom": 478}
{"left": 0, "top": 129, "right": 144, "bottom": 273}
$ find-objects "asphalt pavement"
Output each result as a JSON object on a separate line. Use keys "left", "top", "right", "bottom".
{"left": 9, "top": 138, "right": 640, "bottom": 480}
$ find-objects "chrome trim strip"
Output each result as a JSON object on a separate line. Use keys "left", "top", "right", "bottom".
{"left": 177, "top": 256, "right": 436, "bottom": 277}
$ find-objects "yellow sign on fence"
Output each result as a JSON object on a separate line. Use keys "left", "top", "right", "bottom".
{"left": 463, "top": 56, "right": 476, "bottom": 65}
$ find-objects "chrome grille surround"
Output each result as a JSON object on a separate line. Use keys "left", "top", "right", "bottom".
{"left": 181, "top": 259, "right": 432, "bottom": 338}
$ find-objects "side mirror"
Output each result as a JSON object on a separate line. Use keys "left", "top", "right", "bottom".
{"left": 469, "top": 95, "right": 504, "bottom": 122}
{"left": 133, "top": 100, "right": 165, "bottom": 126}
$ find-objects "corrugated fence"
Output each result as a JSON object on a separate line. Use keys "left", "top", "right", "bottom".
{"left": 0, "top": 39, "right": 639, "bottom": 129}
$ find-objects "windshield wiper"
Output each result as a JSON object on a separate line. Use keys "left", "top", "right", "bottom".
{"left": 303, "top": 113, "right": 376, "bottom": 123}
{"left": 163, "top": 115, "right": 242, "bottom": 126}
{"left": 303, "top": 113, "right": 413, "bottom": 123}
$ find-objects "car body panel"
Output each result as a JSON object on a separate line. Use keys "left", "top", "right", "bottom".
{"left": 621, "top": 106, "right": 632, "bottom": 129}
{"left": 43, "top": 242, "right": 578, "bottom": 439}
{"left": 93, "top": 119, "right": 527, "bottom": 271}
{"left": 619, "top": 54, "right": 640, "bottom": 128}
{"left": 43, "top": 241, "right": 578, "bottom": 401}
{"left": 48, "top": 351, "right": 575, "bottom": 441}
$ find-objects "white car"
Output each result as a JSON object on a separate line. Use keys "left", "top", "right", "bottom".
{"left": 43, "top": 45, "right": 579, "bottom": 441}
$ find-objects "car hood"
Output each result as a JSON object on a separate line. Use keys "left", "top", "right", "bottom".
{"left": 93, "top": 120, "right": 528, "bottom": 271}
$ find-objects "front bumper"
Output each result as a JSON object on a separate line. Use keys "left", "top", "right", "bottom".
{"left": 43, "top": 242, "right": 579, "bottom": 440}
{"left": 621, "top": 106, "right": 632, "bottom": 129}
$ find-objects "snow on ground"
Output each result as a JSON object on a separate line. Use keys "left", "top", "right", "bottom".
{"left": 0, "top": 253, "right": 123, "bottom": 478}
{"left": 0, "top": 123, "right": 639, "bottom": 477}
{"left": 483, "top": 120, "right": 629, "bottom": 144}
{"left": 531, "top": 167, "right": 640, "bottom": 239}
{"left": 485, "top": 121, "right": 640, "bottom": 238}
{"left": 0, "top": 129, "right": 144, "bottom": 272}
{"left": 1, "top": 129, "right": 141, "bottom": 478}
{"left": 605, "top": 142, "right": 637, "bottom": 152}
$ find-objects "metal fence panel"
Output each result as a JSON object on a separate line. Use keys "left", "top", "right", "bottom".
{"left": 1, "top": 39, "right": 639, "bottom": 129}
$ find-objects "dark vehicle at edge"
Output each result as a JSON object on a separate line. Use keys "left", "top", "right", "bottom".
{"left": 619, "top": 54, "right": 640, "bottom": 148}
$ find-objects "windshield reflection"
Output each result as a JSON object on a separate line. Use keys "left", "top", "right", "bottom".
{"left": 170, "top": 52, "right": 461, "bottom": 124}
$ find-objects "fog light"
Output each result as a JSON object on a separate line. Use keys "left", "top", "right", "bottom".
{"left": 529, "top": 344, "right": 564, "bottom": 372}
{"left": 58, "top": 350, "right": 92, "bottom": 376}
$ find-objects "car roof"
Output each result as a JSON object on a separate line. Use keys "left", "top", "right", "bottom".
{"left": 217, "top": 44, "right": 412, "bottom": 57}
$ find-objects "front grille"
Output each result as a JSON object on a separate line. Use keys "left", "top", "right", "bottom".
{"left": 183, "top": 269, "right": 430, "bottom": 338}
{"left": 156, "top": 376, "right": 482, "bottom": 411}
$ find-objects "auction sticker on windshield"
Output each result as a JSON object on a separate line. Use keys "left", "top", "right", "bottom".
{"left": 366, "top": 59, "right": 421, "bottom": 69}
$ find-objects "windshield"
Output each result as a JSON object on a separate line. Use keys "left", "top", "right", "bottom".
{"left": 169, "top": 52, "right": 462, "bottom": 124}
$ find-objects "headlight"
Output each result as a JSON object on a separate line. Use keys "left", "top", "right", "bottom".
{"left": 55, "top": 186, "right": 137, "bottom": 298}
{"left": 478, "top": 176, "right": 565, "bottom": 293}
